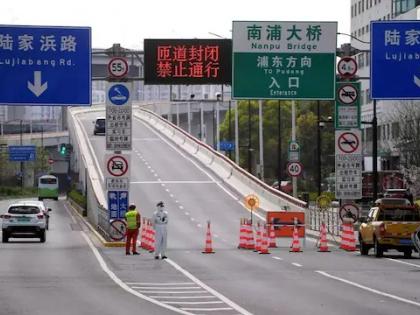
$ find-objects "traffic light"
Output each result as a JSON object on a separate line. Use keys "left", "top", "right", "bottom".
{"left": 59, "top": 143, "right": 67, "bottom": 156}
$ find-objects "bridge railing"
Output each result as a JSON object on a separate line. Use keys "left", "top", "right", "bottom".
{"left": 134, "top": 105, "right": 307, "bottom": 213}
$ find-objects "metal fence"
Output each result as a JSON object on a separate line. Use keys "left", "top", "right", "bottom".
{"left": 306, "top": 205, "right": 341, "bottom": 236}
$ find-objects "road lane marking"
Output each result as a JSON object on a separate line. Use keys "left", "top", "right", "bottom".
{"left": 272, "top": 256, "right": 283, "bottom": 261}
{"left": 136, "top": 290, "right": 208, "bottom": 294}
{"left": 316, "top": 270, "right": 420, "bottom": 308}
{"left": 165, "top": 258, "right": 253, "bottom": 315}
{"left": 132, "top": 286, "right": 201, "bottom": 290}
{"left": 80, "top": 232, "right": 193, "bottom": 315}
{"left": 126, "top": 282, "right": 194, "bottom": 285}
{"left": 163, "top": 301, "right": 224, "bottom": 305}
{"left": 386, "top": 258, "right": 420, "bottom": 268}
{"left": 131, "top": 180, "right": 217, "bottom": 184}
{"left": 181, "top": 307, "right": 233, "bottom": 311}
{"left": 292, "top": 263, "right": 302, "bottom": 267}
{"left": 150, "top": 296, "right": 215, "bottom": 299}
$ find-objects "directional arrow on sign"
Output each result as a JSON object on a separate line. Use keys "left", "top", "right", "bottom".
{"left": 27, "top": 71, "right": 48, "bottom": 97}
{"left": 414, "top": 75, "right": 420, "bottom": 88}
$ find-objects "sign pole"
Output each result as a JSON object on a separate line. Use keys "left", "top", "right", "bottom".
{"left": 258, "top": 100, "right": 264, "bottom": 180}
{"left": 292, "top": 101, "right": 297, "bottom": 198}
{"left": 372, "top": 99, "right": 378, "bottom": 200}
{"left": 235, "top": 101, "right": 239, "bottom": 164}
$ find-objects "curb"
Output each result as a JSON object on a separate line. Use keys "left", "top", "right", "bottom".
{"left": 66, "top": 201, "right": 125, "bottom": 247}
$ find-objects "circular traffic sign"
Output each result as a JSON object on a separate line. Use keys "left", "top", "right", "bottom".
{"left": 107, "top": 155, "right": 129, "bottom": 177}
{"left": 244, "top": 194, "right": 259, "bottom": 210}
{"left": 337, "top": 84, "right": 358, "bottom": 105}
{"left": 339, "top": 203, "right": 360, "bottom": 223}
{"left": 108, "top": 57, "right": 129, "bottom": 78}
{"left": 286, "top": 162, "right": 303, "bottom": 177}
{"left": 337, "top": 132, "right": 360, "bottom": 154}
{"left": 48, "top": 158, "right": 54, "bottom": 165}
{"left": 316, "top": 195, "right": 331, "bottom": 211}
{"left": 109, "top": 219, "right": 127, "bottom": 241}
{"left": 108, "top": 84, "right": 130, "bottom": 106}
{"left": 337, "top": 57, "right": 357, "bottom": 78}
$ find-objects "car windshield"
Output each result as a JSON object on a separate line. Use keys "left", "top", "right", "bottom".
{"left": 8, "top": 206, "right": 40, "bottom": 214}
{"left": 377, "top": 208, "right": 420, "bottom": 221}
{"left": 40, "top": 177, "right": 57, "bottom": 184}
{"left": 96, "top": 119, "right": 105, "bottom": 126}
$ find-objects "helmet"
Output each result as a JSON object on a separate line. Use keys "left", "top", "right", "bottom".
{"left": 156, "top": 201, "right": 164, "bottom": 207}
{"left": 128, "top": 203, "right": 136, "bottom": 210}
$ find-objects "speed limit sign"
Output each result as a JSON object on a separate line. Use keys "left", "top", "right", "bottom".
{"left": 286, "top": 162, "right": 303, "bottom": 177}
{"left": 108, "top": 57, "right": 129, "bottom": 78}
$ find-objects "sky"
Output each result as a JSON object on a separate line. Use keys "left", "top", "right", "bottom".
{"left": 2, "top": 0, "right": 351, "bottom": 49}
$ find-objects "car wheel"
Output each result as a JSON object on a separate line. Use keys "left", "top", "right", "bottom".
{"left": 54, "top": 197, "right": 58, "bottom": 201}
{"left": 374, "top": 237, "right": 383, "bottom": 258}
{"left": 2, "top": 231, "right": 8, "bottom": 243}
{"left": 39, "top": 230, "right": 46, "bottom": 243}
{"left": 403, "top": 249, "right": 412, "bottom": 259}
{"left": 359, "top": 236, "right": 369, "bottom": 256}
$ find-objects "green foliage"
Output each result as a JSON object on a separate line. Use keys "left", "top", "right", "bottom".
{"left": 0, "top": 186, "right": 37, "bottom": 199}
{"left": 68, "top": 189, "right": 87, "bottom": 209}
{"left": 219, "top": 99, "right": 335, "bottom": 195}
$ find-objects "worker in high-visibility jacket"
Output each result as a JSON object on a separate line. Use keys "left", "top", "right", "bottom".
{"left": 124, "top": 203, "right": 141, "bottom": 255}
{"left": 153, "top": 201, "right": 168, "bottom": 259}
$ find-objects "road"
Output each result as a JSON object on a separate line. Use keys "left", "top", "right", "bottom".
{"left": 0, "top": 111, "right": 418, "bottom": 315}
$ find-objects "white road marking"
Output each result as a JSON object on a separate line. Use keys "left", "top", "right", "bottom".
{"left": 136, "top": 290, "right": 208, "bottom": 294}
{"left": 181, "top": 307, "right": 233, "bottom": 311}
{"left": 163, "top": 301, "right": 224, "bottom": 305}
{"left": 292, "top": 263, "right": 302, "bottom": 267}
{"left": 80, "top": 232, "right": 193, "bottom": 315}
{"left": 132, "top": 286, "right": 201, "bottom": 290}
{"left": 126, "top": 282, "right": 194, "bottom": 285}
{"left": 150, "top": 296, "right": 215, "bottom": 299}
{"left": 170, "top": 194, "right": 174, "bottom": 198}
{"left": 165, "top": 259, "right": 253, "bottom": 315}
{"left": 386, "top": 258, "right": 420, "bottom": 269}
{"left": 316, "top": 270, "right": 420, "bottom": 308}
{"left": 131, "top": 180, "right": 217, "bottom": 184}
{"left": 197, "top": 224, "right": 202, "bottom": 228}
{"left": 166, "top": 189, "right": 170, "bottom": 192}
{"left": 175, "top": 200, "right": 179, "bottom": 203}
{"left": 273, "top": 256, "right": 283, "bottom": 261}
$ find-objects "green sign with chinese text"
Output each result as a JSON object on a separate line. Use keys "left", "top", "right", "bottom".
{"left": 232, "top": 21, "right": 337, "bottom": 100}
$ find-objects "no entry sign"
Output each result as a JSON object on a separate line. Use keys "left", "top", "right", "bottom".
{"left": 105, "top": 154, "right": 130, "bottom": 177}
{"left": 335, "top": 130, "right": 361, "bottom": 154}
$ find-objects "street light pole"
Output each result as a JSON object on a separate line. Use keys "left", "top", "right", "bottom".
{"left": 317, "top": 101, "right": 322, "bottom": 196}
{"left": 248, "top": 100, "right": 252, "bottom": 174}
{"left": 372, "top": 99, "right": 378, "bottom": 200}
{"left": 20, "top": 120, "right": 23, "bottom": 190}
{"left": 277, "top": 101, "right": 282, "bottom": 190}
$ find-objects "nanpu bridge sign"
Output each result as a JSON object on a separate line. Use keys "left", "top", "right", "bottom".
{"left": 232, "top": 21, "right": 337, "bottom": 100}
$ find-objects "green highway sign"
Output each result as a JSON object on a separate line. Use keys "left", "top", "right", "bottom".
{"left": 232, "top": 21, "right": 337, "bottom": 100}
{"left": 335, "top": 82, "right": 361, "bottom": 129}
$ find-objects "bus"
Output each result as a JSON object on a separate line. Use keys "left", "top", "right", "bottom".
{"left": 38, "top": 175, "right": 59, "bottom": 201}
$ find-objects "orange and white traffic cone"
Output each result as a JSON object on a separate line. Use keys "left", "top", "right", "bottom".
{"left": 340, "top": 222, "right": 356, "bottom": 251}
{"left": 346, "top": 223, "right": 356, "bottom": 251}
{"left": 246, "top": 221, "right": 255, "bottom": 250}
{"left": 289, "top": 226, "right": 302, "bottom": 253}
{"left": 254, "top": 222, "right": 261, "bottom": 252}
{"left": 202, "top": 221, "right": 215, "bottom": 254}
{"left": 318, "top": 222, "right": 330, "bottom": 252}
{"left": 259, "top": 224, "right": 270, "bottom": 254}
{"left": 268, "top": 221, "right": 277, "bottom": 248}
{"left": 238, "top": 219, "right": 247, "bottom": 249}
{"left": 149, "top": 223, "right": 155, "bottom": 253}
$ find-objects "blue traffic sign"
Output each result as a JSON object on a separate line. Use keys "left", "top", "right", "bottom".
{"left": 108, "top": 191, "right": 129, "bottom": 220}
{"left": 0, "top": 25, "right": 91, "bottom": 106}
{"left": 8, "top": 145, "right": 36, "bottom": 161}
{"left": 108, "top": 84, "right": 130, "bottom": 106}
{"left": 218, "top": 141, "right": 235, "bottom": 151}
{"left": 371, "top": 21, "right": 420, "bottom": 99}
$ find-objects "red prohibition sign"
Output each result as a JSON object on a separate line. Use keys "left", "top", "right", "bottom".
{"left": 337, "top": 57, "right": 358, "bottom": 78}
{"left": 109, "top": 219, "right": 127, "bottom": 241}
{"left": 107, "top": 155, "right": 129, "bottom": 177}
{"left": 108, "top": 57, "right": 129, "bottom": 78}
{"left": 337, "top": 84, "right": 358, "bottom": 105}
{"left": 338, "top": 132, "right": 359, "bottom": 153}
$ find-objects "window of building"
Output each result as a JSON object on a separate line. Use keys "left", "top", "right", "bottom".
{"left": 370, "top": 0, "right": 373, "bottom": 7}
{"left": 392, "top": 122, "right": 399, "bottom": 139}
{"left": 362, "top": 0, "right": 365, "bottom": 11}
{"left": 359, "top": 1, "right": 362, "bottom": 13}
{"left": 366, "top": 88, "right": 371, "bottom": 103}
{"left": 366, "top": 51, "right": 370, "bottom": 66}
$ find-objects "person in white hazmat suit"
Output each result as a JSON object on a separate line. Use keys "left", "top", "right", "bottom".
{"left": 153, "top": 201, "right": 168, "bottom": 259}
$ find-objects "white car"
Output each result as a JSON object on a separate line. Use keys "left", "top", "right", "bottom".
{"left": 1, "top": 201, "right": 50, "bottom": 243}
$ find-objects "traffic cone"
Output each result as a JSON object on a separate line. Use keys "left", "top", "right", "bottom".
{"left": 346, "top": 223, "right": 356, "bottom": 251}
{"left": 318, "top": 222, "right": 330, "bottom": 252}
{"left": 246, "top": 221, "right": 255, "bottom": 250}
{"left": 140, "top": 218, "right": 147, "bottom": 250}
{"left": 259, "top": 224, "right": 270, "bottom": 254}
{"left": 238, "top": 219, "right": 247, "bottom": 249}
{"left": 289, "top": 226, "right": 302, "bottom": 253}
{"left": 254, "top": 222, "right": 261, "bottom": 252}
{"left": 268, "top": 221, "right": 277, "bottom": 248}
{"left": 202, "top": 221, "right": 215, "bottom": 254}
{"left": 149, "top": 223, "right": 155, "bottom": 253}
{"left": 340, "top": 222, "right": 356, "bottom": 251}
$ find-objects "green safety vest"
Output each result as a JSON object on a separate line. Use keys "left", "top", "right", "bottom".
{"left": 125, "top": 210, "right": 138, "bottom": 230}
